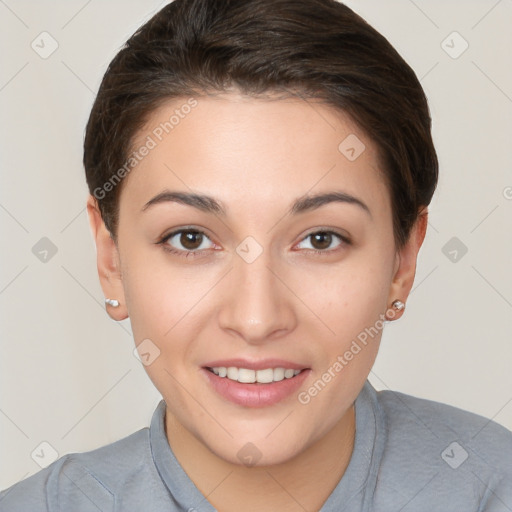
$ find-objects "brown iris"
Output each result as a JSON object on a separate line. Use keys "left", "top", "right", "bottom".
{"left": 310, "top": 232, "right": 333, "bottom": 250}
{"left": 180, "top": 230, "right": 203, "bottom": 250}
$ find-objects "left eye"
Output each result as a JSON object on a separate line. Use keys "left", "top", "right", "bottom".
{"left": 296, "top": 231, "right": 346, "bottom": 251}
{"left": 164, "top": 229, "right": 215, "bottom": 252}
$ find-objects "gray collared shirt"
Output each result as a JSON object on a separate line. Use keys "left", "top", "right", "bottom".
{"left": 1, "top": 381, "right": 511, "bottom": 511}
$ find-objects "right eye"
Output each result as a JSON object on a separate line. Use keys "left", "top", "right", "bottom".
{"left": 158, "top": 228, "right": 217, "bottom": 257}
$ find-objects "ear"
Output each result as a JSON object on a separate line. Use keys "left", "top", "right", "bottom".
{"left": 386, "top": 208, "right": 429, "bottom": 320}
{"left": 86, "top": 195, "right": 128, "bottom": 321}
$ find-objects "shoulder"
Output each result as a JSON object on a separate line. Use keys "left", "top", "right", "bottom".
{"left": 0, "top": 428, "right": 154, "bottom": 512}
{"left": 372, "top": 386, "right": 512, "bottom": 510}
{"left": 376, "top": 387, "right": 512, "bottom": 467}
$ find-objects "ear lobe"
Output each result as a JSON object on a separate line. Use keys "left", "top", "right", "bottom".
{"left": 86, "top": 195, "right": 128, "bottom": 321}
{"left": 386, "top": 209, "right": 429, "bottom": 319}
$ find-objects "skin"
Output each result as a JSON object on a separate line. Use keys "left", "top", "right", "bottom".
{"left": 87, "top": 92, "right": 427, "bottom": 511}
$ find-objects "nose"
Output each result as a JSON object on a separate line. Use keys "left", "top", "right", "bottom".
{"left": 217, "top": 250, "right": 298, "bottom": 344}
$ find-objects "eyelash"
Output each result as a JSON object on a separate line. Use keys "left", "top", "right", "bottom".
{"left": 158, "top": 228, "right": 213, "bottom": 259}
{"left": 157, "top": 228, "right": 351, "bottom": 258}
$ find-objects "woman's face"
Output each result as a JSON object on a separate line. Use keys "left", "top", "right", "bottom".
{"left": 95, "top": 92, "right": 421, "bottom": 466}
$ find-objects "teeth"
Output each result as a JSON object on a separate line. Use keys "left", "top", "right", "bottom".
{"left": 256, "top": 368, "right": 274, "bottom": 383}
{"left": 238, "top": 368, "right": 256, "bottom": 383}
{"left": 227, "top": 367, "right": 238, "bottom": 380}
{"left": 284, "top": 369, "right": 295, "bottom": 379}
{"left": 210, "top": 366, "right": 303, "bottom": 383}
{"left": 273, "top": 367, "right": 285, "bottom": 381}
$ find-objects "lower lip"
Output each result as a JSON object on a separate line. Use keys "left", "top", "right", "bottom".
{"left": 201, "top": 368, "right": 310, "bottom": 408}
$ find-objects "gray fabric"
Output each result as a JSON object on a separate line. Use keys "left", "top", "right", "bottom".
{"left": 1, "top": 381, "right": 511, "bottom": 511}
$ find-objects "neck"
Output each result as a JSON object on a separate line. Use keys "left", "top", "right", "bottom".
{"left": 165, "top": 405, "right": 356, "bottom": 512}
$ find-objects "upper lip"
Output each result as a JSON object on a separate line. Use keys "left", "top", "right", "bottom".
{"left": 203, "top": 358, "right": 309, "bottom": 371}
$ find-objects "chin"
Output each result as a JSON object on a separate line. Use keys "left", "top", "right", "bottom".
{"left": 203, "top": 429, "right": 312, "bottom": 468}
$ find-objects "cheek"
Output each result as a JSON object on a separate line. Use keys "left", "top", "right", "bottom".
{"left": 119, "top": 247, "right": 174, "bottom": 341}
{"left": 297, "top": 255, "right": 392, "bottom": 333}
{"left": 292, "top": 252, "right": 393, "bottom": 405}
{"left": 296, "top": 266, "right": 388, "bottom": 412}
{"left": 121, "top": 250, "right": 220, "bottom": 353}
{"left": 121, "top": 259, "right": 209, "bottom": 399}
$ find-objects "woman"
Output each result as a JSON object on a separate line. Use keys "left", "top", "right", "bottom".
{"left": 1, "top": 0, "right": 511, "bottom": 510}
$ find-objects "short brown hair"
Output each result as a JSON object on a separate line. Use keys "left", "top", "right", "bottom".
{"left": 84, "top": 0, "right": 438, "bottom": 249}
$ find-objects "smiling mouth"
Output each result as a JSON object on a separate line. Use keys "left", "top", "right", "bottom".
{"left": 206, "top": 366, "right": 306, "bottom": 384}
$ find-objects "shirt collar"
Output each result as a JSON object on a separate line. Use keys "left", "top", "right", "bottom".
{"left": 150, "top": 400, "right": 216, "bottom": 511}
{"left": 149, "top": 380, "right": 382, "bottom": 511}
{"left": 320, "top": 380, "right": 384, "bottom": 511}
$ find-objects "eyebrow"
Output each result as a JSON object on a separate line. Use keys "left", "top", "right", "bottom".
{"left": 142, "top": 190, "right": 371, "bottom": 217}
{"left": 290, "top": 191, "right": 371, "bottom": 217}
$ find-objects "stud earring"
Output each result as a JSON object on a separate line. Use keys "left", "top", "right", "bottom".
{"left": 105, "top": 298, "right": 120, "bottom": 308}
{"left": 392, "top": 300, "right": 405, "bottom": 311}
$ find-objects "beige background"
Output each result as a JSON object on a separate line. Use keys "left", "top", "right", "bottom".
{"left": 1, "top": 0, "right": 511, "bottom": 489}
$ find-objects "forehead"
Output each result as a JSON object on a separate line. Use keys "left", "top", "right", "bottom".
{"left": 122, "top": 92, "right": 390, "bottom": 216}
